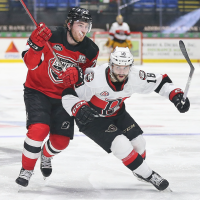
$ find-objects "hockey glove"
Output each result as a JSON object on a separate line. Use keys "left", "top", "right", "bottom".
{"left": 59, "top": 66, "right": 84, "bottom": 88}
{"left": 72, "top": 101, "right": 99, "bottom": 125}
{"left": 171, "top": 92, "right": 190, "bottom": 113}
{"left": 28, "top": 22, "right": 52, "bottom": 51}
{"left": 105, "top": 38, "right": 114, "bottom": 48}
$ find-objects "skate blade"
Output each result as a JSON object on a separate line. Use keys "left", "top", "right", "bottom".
{"left": 17, "top": 185, "right": 25, "bottom": 192}
{"left": 43, "top": 176, "right": 50, "bottom": 186}
{"left": 43, "top": 175, "right": 50, "bottom": 180}
{"left": 162, "top": 186, "right": 173, "bottom": 192}
{"left": 137, "top": 178, "right": 148, "bottom": 183}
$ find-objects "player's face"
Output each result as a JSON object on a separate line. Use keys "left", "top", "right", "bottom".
{"left": 116, "top": 16, "right": 123, "bottom": 25}
{"left": 112, "top": 64, "right": 130, "bottom": 82}
{"left": 71, "top": 21, "right": 89, "bottom": 42}
{"left": 117, "top": 18, "right": 123, "bottom": 24}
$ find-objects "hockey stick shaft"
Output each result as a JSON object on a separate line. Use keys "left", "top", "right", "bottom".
{"left": 179, "top": 40, "right": 195, "bottom": 102}
{"left": 119, "top": 0, "right": 140, "bottom": 10}
{"left": 19, "top": 0, "right": 65, "bottom": 72}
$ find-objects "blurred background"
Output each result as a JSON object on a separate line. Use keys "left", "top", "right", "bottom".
{"left": 1, "top": 1, "right": 200, "bottom": 32}
{"left": 0, "top": 0, "right": 200, "bottom": 64}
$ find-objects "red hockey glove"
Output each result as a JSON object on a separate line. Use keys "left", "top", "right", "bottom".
{"left": 72, "top": 101, "right": 99, "bottom": 125}
{"left": 59, "top": 66, "right": 84, "bottom": 88}
{"left": 170, "top": 89, "right": 190, "bottom": 113}
{"left": 28, "top": 22, "right": 52, "bottom": 51}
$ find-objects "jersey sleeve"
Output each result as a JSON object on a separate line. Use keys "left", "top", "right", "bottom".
{"left": 62, "top": 70, "right": 96, "bottom": 116}
{"left": 125, "top": 23, "right": 131, "bottom": 40}
{"left": 22, "top": 41, "right": 47, "bottom": 70}
{"left": 109, "top": 23, "right": 115, "bottom": 40}
{"left": 62, "top": 88, "right": 81, "bottom": 116}
{"left": 154, "top": 74, "right": 183, "bottom": 100}
{"left": 131, "top": 68, "right": 182, "bottom": 100}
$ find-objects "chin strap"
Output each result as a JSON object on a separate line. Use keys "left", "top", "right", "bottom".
{"left": 110, "top": 72, "right": 119, "bottom": 82}
{"left": 109, "top": 63, "right": 118, "bottom": 82}
{"left": 69, "top": 30, "right": 81, "bottom": 44}
{"left": 110, "top": 71, "right": 118, "bottom": 82}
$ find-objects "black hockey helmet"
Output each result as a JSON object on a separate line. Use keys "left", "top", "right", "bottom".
{"left": 65, "top": 7, "right": 92, "bottom": 33}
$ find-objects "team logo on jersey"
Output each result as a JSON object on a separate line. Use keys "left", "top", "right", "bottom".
{"left": 53, "top": 44, "right": 63, "bottom": 51}
{"left": 175, "top": 88, "right": 183, "bottom": 93}
{"left": 105, "top": 124, "right": 118, "bottom": 132}
{"left": 139, "top": 70, "right": 146, "bottom": 80}
{"left": 48, "top": 54, "right": 78, "bottom": 84}
{"left": 78, "top": 55, "right": 86, "bottom": 63}
{"left": 100, "top": 91, "right": 109, "bottom": 96}
{"left": 61, "top": 121, "right": 70, "bottom": 129}
{"left": 85, "top": 72, "right": 94, "bottom": 82}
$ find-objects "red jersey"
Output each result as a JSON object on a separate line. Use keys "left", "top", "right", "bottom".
{"left": 22, "top": 27, "right": 99, "bottom": 99}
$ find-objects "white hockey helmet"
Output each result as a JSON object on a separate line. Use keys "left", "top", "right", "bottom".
{"left": 109, "top": 47, "right": 134, "bottom": 81}
{"left": 109, "top": 47, "right": 134, "bottom": 67}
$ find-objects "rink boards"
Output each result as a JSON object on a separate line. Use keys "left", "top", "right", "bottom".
{"left": 0, "top": 37, "right": 200, "bottom": 63}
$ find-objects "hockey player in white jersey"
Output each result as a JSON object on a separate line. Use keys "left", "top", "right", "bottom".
{"left": 105, "top": 15, "right": 132, "bottom": 50}
{"left": 62, "top": 47, "right": 190, "bottom": 191}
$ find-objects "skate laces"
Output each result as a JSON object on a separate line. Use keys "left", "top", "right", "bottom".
{"left": 150, "top": 173, "right": 163, "bottom": 186}
{"left": 19, "top": 169, "right": 33, "bottom": 180}
{"left": 41, "top": 154, "right": 52, "bottom": 168}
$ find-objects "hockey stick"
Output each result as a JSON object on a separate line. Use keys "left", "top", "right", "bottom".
{"left": 179, "top": 40, "right": 195, "bottom": 103}
{"left": 119, "top": 0, "right": 140, "bottom": 10}
{"left": 19, "top": 0, "right": 65, "bottom": 72}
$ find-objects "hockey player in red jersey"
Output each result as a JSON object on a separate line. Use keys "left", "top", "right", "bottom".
{"left": 62, "top": 47, "right": 190, "bottom": 191}
{"left": 15, "top": 7, "right": 99, "bottom": 187}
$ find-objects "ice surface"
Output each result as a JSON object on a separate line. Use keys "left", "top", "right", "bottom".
{"left": 0, "top": 62, "right": 200, "bottom": 200}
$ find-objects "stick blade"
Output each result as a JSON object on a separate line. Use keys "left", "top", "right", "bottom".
{"left": 179, "top": 40, "right": 195, "bottom": 71}
{"left": 179, "top": 40, "right": 195, "bottom": 101}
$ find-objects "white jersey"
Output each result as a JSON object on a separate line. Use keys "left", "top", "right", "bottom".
{"left": 62, "top": 63, "right": 180, "bottom": 117}
{"left": 109, "top": 22, "right": 131, "bottom": 41}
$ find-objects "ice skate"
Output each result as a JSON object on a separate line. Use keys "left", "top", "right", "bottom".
{"left": 133, "top": 172, "right": 148, "bottom": 183}
{"left": 15, "top": 168, "right": 34, "bottom": 187}
{"left": 133, "top": 171, "right": 170, "bottom": 191}
{"left": 40, "top": 149, "right": 52, "bottom": 179}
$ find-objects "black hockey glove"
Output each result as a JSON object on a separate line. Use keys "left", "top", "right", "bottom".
{"left": 171, "top": 93, "right": 190, "bottom": 113}
{"left": 72, "top": 101, "right": 99, "bottom": 125}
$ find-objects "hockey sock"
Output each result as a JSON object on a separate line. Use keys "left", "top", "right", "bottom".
{"left": 141, "top": 150, "right": 146, "bottom": 159}
{"left": 122, "top": 149, "right": 143, "bottom": 170}
{"left": 111, "top": 135, "right": 148, "bottom": 176}
{"left": 22, "top": 123, "right": 50, "bottom": 170}
{"left": 122, "top": 150, "right": 152, "bottom": 178}
{"left": 43, "top": 134, "right": 70, "bottom": 157}
{"left": 130, "top": 135, "right": 146, "bottom": 159}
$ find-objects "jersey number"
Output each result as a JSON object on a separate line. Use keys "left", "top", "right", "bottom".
{"left": 147, "top": 73, "right": 156, "bottom": 83}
